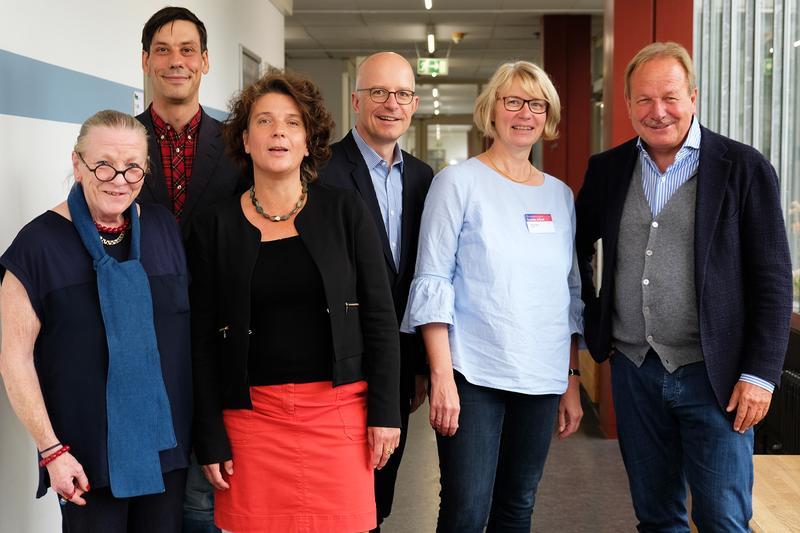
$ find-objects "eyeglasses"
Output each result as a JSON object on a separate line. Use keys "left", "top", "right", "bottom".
{"left": 356, "top": 88, "right": 416, "bottom": 105}
{"left": 500, "top": 96, "right": 548, "bottom": 114}
{"left": 77, "top": 152, "right": 147, "bottom": 184}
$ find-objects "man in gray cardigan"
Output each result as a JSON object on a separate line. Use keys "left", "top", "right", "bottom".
{"left": 576, "top": 42, "right": 791, "bottom": 531}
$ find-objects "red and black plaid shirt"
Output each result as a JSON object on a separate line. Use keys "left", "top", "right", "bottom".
{"left": 150, "top": 106, "right": 202, "bottom": 220}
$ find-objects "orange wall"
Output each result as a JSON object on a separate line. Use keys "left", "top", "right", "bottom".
{"left": 542, "top": 15, "right": 592, "bottom": 197}
{"left": 605, "top": 0, "right": 694, "bottom": 149}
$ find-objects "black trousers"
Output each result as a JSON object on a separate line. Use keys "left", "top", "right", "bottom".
{"left": 61, "top": 468, "right": 187, "bottom": 533}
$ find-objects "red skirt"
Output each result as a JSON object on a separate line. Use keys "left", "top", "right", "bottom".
{"left": 215, "top": 381, "right": 376, "bottom": 533}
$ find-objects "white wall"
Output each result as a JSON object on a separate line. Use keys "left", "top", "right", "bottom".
{"left": 0, "top": 1, "right": 284, "bottom": 530}
{"left": 0, "top": 0, "right": 284, "bottom": 113}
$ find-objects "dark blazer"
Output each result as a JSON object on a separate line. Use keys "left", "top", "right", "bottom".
{"left": 136, "top": 107, "right": 243, "bottom": 240}
{"left": 187, "top": 183, "right": 402, "bottom": 464}
{"left": 318, "top": 131, "right": 433, "bottom": 395}
{"left": 575, "top": 125, "right": 792, "bottom": 410}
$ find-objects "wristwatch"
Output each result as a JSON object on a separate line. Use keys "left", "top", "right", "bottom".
{"left": 568, "top": 368, "right": 581, "bottom": 377}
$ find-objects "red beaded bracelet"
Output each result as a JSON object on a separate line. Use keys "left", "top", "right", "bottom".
{"left": 39, "top": 444, "right": 70, "bottom": 467}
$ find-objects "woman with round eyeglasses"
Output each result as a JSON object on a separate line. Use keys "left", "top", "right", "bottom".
{"left": 401, "top": 61, "right": 584, "bottom": 532}
{"left": 0, "top": 110, "right": 192, "bottom": 532}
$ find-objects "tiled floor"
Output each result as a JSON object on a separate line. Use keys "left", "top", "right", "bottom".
{"left": 381, "top": 393, "right": 637, "bottom": 532}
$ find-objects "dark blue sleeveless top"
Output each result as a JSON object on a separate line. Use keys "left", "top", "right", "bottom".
{"left": 0, "top": 204, "right": 192, "bottom": 497}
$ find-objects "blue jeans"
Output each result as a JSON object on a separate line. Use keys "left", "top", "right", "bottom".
{"left": 611, "top": 350, "right": 753, "bottom": 533}
{"left": 436, "top": 371, "right": 559, "bottom": 533}
{"left": 182, "top": 453, "right": 220, "bottom": 533}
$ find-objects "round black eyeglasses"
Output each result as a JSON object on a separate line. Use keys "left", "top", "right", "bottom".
{"left": 356, "top": 88, "right": 416, "bottom": 105}
{"left": 500, "top": 96, "right": 548, "bottom": 114}
{"left": 78, "top": 152, "right": 147, "bottom": 183}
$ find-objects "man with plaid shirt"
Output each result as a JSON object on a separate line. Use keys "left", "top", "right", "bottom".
{"left": 137, "top": 6, "right": 241, "bottom": 240}
{"left": 136, "top": 7, "right": 242, "bottom": 533}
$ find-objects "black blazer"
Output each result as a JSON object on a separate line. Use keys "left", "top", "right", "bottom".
{"left": 319, "top": 131, "right": 433, "bottom": 394}
{"left": 575, "top": 125, "right": 792, "bottom": 410}
{"left": 136, "top": 107, "right": 243, "bottom": 240}
{"left": 187, "top": 183, "right": 401, "bottom": 464}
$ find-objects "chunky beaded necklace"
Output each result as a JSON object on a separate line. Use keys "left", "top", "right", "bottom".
{"left": 99, "top": 230, "right": 126, "bottom": 246}
{"left": 94, "top": 218, "right": 130, "bottom": 234}
{"left": 250, "top": 182, "right": 308, "bottom": 222}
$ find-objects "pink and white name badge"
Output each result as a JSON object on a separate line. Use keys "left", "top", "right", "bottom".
{"left": 524, "top": 213, "right": 555, "bottom": 234}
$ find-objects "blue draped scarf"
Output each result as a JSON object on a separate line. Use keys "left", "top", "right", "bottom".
{"left": 67, "top": 184, "right": 176, "bottom": 497}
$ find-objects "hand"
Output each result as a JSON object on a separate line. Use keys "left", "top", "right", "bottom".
{"left": 410, "top": 375, "right": 428, "bottom": 413}
{"left": 367, "top": 426, "right": 401, "bottom": 470}
{"left": 202, "top": 460, "right": 234, "bottom": 490}
{"left": 726, "top": 380, "right": 773, "bottom": 433}
{"left": 429, "top": 372, "right": 460, "bottom": 436}
{"left": 45, "top": 449, "right": 90, "bottom": 506}
{"left": 557, "top": 377, "right": 583, "bottom": 439}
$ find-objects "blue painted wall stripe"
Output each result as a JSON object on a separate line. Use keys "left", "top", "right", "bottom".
{"left": 0, "top": 49, "right": 226, "bottom": 124}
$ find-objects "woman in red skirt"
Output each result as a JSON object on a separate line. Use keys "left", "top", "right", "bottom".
{"left": 188, "top": 71, "right": 402, "bottom": 533}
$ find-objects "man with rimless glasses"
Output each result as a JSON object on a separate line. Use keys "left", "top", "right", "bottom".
{"left": 318, "top": 52, "right": 433, "bottom": 532}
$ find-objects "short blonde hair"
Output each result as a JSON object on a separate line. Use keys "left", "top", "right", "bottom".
{"left": 624, "top": 42, "right": 696, "bottom": 99}
{"left": 74, "top": 109, "right": 148, "bottom": 154}
{"left": 473, "top": 61, "right": 561, "bottom": 141}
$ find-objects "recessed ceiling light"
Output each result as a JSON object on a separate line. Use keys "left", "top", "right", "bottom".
{"left": 425, "top": 0, "right": 433, "bottom": 9}
{"left": 432, "top": 88, "right": 439, "bottom": 98}
{"left": 434, "top": 109, "right": 440, "bottom": 115}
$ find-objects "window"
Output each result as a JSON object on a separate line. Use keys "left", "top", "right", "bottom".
{"left": 695, "top": 0, "right": 800, "bottom": 310}
{"left": 240, "top": 46, "right": 262, "bottom": 89}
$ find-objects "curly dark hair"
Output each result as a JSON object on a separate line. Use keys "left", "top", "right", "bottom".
{"left": 224, "top": 70, "right": 334, "bottom": 184}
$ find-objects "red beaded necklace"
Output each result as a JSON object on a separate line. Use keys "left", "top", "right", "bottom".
{"left": 94, "top": 218, "right": 130, "bottom": 234}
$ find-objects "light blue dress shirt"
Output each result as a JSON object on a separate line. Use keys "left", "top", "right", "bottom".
{"left": 352, "top": 127, "right": 403, "bottom": 270}
{"left": 401, "top": 158, "right": 584, "bottom": 395}
{"left": 637, "top": 117, "right": 773, "bottom": 393}
{"left": 639, "top": 116, "right": 701, "bottom": 217}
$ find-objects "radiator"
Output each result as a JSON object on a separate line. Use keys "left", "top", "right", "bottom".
{"left": 778, "top": 370, "right": 800, "bottom": 454}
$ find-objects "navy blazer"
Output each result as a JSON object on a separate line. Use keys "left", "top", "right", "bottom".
{"left": 575, "top": 125, "right": 792, "bottom": 410}
{"left": 136, "top": 107, "right": 244, "bottom": 240}
{"left": 187, "top": 183, "right": 401, "bottom": 464}
{"left": 318, "top": 131, "right": 433, "bottom": 392}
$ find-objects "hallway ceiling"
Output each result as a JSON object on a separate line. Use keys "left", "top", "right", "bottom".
{"left": 285, "top": 0, "right": 603, "bottom": 82}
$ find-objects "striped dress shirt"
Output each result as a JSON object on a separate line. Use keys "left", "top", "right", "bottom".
{"left": 638, "top": 117, "right": 701, "bottom": 218}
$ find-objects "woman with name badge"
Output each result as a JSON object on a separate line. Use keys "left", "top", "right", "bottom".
{"left": 401, "top": 60, "right": 584, "bottom": 532}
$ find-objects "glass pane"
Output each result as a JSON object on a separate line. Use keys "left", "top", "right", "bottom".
{"left": 708, "top": 0, "right": 724, "bottom": 130}
{"left": 759, "top": 0, "right": 775, "bottom": 156}
{"left": 742, "top": 0, "right": 755, "bottom": 145}
{"left": 786, "top": 0, "right": 800, "bottom": 310}
{"left": 426, "top": 124, "right": 470, "bottom": 174}
{"left": 720, "top": 0, "right": 731, "bottom": 134}
{"left": 728, "top": 0, "right": 747, "bottom": 140}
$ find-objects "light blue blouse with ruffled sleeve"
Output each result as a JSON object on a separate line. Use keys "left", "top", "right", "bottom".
{"left": 401, "top": 157, "right": 583, "bottom": 395}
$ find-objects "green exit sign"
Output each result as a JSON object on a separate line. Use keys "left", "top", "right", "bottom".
{"left": 417, "top": 58, "right": 449, "bottom": 76}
